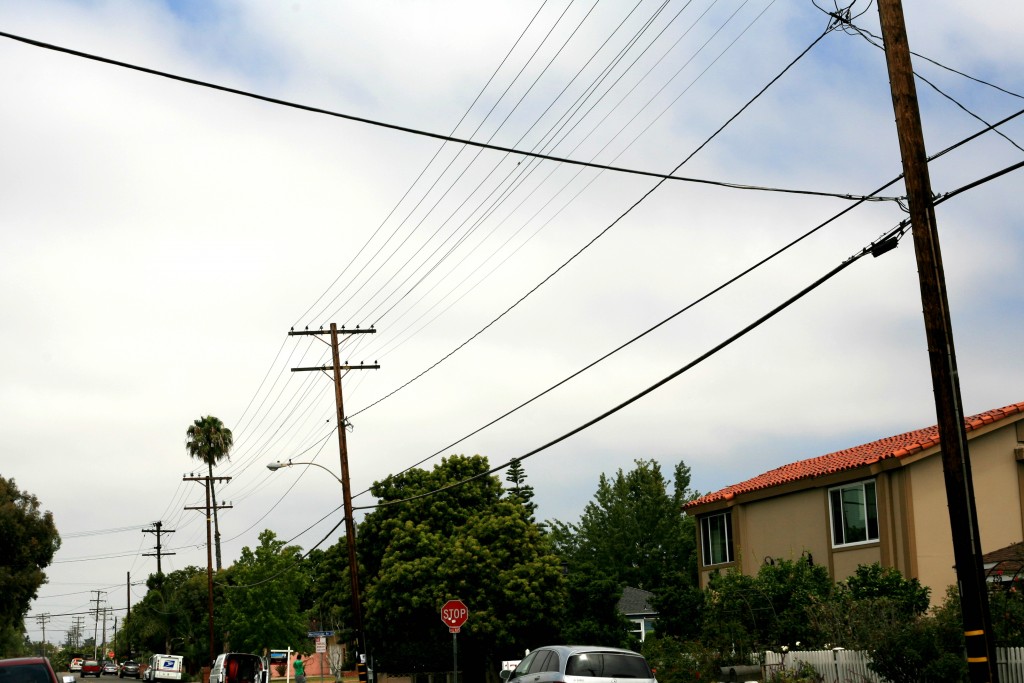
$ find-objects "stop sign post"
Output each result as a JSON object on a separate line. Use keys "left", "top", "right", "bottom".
{"left": 442, "top": 599, "right": 469, "bottom": 683}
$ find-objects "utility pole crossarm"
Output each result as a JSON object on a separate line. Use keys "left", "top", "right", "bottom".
{"left": 291, "top": 364, "right": 380, "bottom": 372}
{"left": 288, "top": 328, "right": 376, "bottom": 336}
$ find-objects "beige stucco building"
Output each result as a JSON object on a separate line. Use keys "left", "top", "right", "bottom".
{"left": 684, "top": 401, "right": 1024, "bottom": 602}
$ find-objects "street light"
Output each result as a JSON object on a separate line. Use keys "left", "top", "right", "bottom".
{"left": 266, "top": 459, "right": 365, "bottom": 664}
{"left": 266, "top": 460, "right": 343, "bottom": 486}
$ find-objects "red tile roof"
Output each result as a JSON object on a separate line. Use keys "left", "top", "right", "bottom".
{"left": 684, "top": 401, "right": 1024, "bottom": 510}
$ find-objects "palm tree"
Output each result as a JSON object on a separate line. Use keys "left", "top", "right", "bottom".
{"left": 185, "top": 415, "right": 233, "bottom": 571}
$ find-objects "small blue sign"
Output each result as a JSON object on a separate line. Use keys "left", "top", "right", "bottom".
{"left": 307, "top": 630, "right": 335, "bottom": 637}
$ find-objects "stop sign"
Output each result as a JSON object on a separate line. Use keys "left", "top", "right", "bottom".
{"left": 441, "top": 599, "right": 469, "bottom": 630}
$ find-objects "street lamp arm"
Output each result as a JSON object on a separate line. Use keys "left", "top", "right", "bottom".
{"left": 266, "top": 460, "right": 344, "bottom": 487}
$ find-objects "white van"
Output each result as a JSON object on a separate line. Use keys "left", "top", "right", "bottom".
{"left": 144, "top": 655, "right": 183, "bottom": 682}
{"left": 209, "top": 653, "right": 267, "bottom": 683}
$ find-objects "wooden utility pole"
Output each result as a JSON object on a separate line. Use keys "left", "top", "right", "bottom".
{"left": 185, "top": 474, "right": 232, "bottom": 665}
{"left": 289, "top": 323, "right": 378, "bottom": 681}
{"left": 35, "top": 613, "right": 49, "bottom": 656}
{"left": 142, "top": 521, "right": 176, "bottom": 576}
{"left": 876, "top": 1, "right": 997, "bottom": 680}
{"left": 90, "top": 591, "right": 105, "bottom": 660}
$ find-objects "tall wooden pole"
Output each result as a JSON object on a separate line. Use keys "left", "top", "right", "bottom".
{"left": 288, "top": 324, "right": 378, "bottom": 683}
{"left": 876, "top": 2, "right": 997, "bottom": 680}
{"left": 329, "top": 323, "right": 365, "bottom": 661}
{"left": 204, "top": 479, "right": 215, "bottom": 664}
{"left": 184, "top": 476, "right": 231, "bottom": 666}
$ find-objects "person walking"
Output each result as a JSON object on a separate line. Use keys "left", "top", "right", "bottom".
{"left": 293, "top": 655, "right": 306, "bottom": 683}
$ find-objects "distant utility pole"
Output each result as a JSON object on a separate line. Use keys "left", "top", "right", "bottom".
{"left": 289, "top": 323, "right": 378, "bottom": 676}
{"left": 876, "top": 1, "right": 997, "bottom": 681}
{"left": 35, "top": 613, "right": 50, "bottom": 655}
{"left": 72, "top": 616, "right": 85, "bottom": 649}
{"left": 90, "top": 591, "right": 105, "bottom": 660}
{"left": 101, "top": 606, "right": 109, "bottom": 659}
{"left": 142, "top": 521, "right": 176, "bottom": 576}
{"left": 184, "top": 474, "right": 232, "bottom": 665}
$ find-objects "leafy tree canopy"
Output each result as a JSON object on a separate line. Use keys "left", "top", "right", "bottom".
{"left": 0, "top": 476, "right": 60, "bottom": 655}
{"left": 359, "top": 455, "right": 565, "bottom": 677}
{"left": 548, "top": 459, "right": 699, "bottom": 646}
{"left": 703, "top": 557, "right": 832, "bottom": 654}
{"left": 222, "top": 529, "right": 308, "bottom": 654}
{"left": 551, "top": 459, "right": 698, "bottom": 592}
{"left": 118, "top": 566, "right": 214, "bottom": 670}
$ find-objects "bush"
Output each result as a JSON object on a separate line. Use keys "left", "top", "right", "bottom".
{"left": 869, "top": 614, "right": 967, "bottom": 683}
{"left": 641, "top": 634, "right": 717, "bottom": 683}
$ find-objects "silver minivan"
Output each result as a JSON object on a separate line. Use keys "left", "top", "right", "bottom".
{"left": 500, "top": 646, "right": 657, "bottom": 683}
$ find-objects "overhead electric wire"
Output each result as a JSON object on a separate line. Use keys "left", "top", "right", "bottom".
{"left": 219, "top": 2, "right": 572, "bottom": 499}
{"left": 228, "top": 0, "right": 770, "bottom": 475}
{"left": 206, "top": 151, "right": 1006, "bottom": 578}
{"left": 0, "top": 30, "right": 896, "bottom": 205}
{"left": 300, "top": 0, "right": 567, "bottom": 328}
{"left": 222, "top": 429, "right": 336, "bottom": 542}
{"left": 315, "top": 0, "right": 789, "bottom": 374}
{"left": 356, "top": 174, "right": 905, "bottom": 489}
{"left": 828, "top": 16, "right": 1024, "bottom": 153}
{"left": 295, "top": 0, "right": 555, "bottom": 328}
{"left": 348, "top": 18, "right": 836, "bottom": 418}
{"left": 355, "top": 220, "right": 908, "bottom": 511}
{"left": 342, "top": 0, "right": 799, "bottom": 368}
{"left": 347, "top": 104, "right": 1024, "bottom": 500}
{"left": 61, "top": 524, "right": 152, "bottom": 539}
{"left": 321, "top": 0, "right": 669, "bottom": 328}
{"left": 348, "top": 0, "right": 693, "bottom": 328}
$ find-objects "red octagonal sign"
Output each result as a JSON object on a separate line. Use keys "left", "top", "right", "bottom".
{"left": 441, "top": 599, "right": 469, "bottom": 631}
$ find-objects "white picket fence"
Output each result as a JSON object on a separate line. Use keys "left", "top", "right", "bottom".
{"left": 762, "top": 650, "right": 882, "bottom": 682}
{"left": 759, "top": 647, "right": 1024, "bottom": 682}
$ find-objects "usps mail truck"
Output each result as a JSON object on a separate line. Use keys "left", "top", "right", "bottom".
{"left": 145, "top": 655, "right": 183, "bottom": 682}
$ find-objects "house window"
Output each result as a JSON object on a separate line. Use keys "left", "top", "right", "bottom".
{"left": 829, "top": 480, "right": 879, "bottom": 546}
{"left": 701, "top": 511, "right": 734, "bottom": 565}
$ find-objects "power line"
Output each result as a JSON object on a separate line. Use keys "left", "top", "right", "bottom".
{"left": 0, "top": 29, "right": 898, "bottom": 204}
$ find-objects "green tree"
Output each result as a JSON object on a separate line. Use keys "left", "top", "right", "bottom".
{"left": 119, "top": 567, "right": 216, "bottom": 672}
{"left": 359, "top": 455, "right": 565, "bottom": 680}
{"left": 504, "top": 459, "right": 537, "bottom": 523}
{"left": 869, "top": 586, "right": 967, "bottom": 683}
{"left": 552, "top": 460, "right": 697, "bottom": 591}
{"left": 702, "top": 558, "right": 832, "bottom": 655}
{"left": 550, "top": 460, "right": 699, "bottom": 645}
{"left": 185, "top": 415, "right": 234, "bottom": 571}
{"left": 221, "top": 530, "right": 308, "bottom": 654}
{"left": 806, "top": 563, "right": 930, "bottom": 651}
{"left": 988, "top": 580, "right": 1024, "bottom": 645}
{"left": 305, "top": 539, "right": 353, "bottom": 646}
{"left": 0, "top": 476, "right": 61, "bottom": 657}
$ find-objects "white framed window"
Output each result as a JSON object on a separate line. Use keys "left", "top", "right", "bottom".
{"left": 701, "top": 511, "right": 734, "bottom": 566}
{"left": 829, "top": 480, "right": 879, "bottom": 547}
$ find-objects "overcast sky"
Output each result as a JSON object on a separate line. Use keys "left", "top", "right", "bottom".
{"left": 3, "top": 0, "right": 1022, "bottom": 646}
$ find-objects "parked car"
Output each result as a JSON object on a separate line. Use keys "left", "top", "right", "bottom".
{"left": 81, "top": 661, "right": 102, "bottom": 678}
{"left": 101, "top": 663, "right": 118, "bottom": 676}
{"left": 0, "top": 656, "right": 74, "bottom": 683}
{"left": 70, "top": 659, "right": 84, "bottom": 673}
{"left": 499, "top": 646, "right": 657, "bottom": 683}
{"left": 118, "top": 662, "right": 140, "bottom": 679}
{"left": 209, "top": 653, "right": 267, "bottom": 683}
